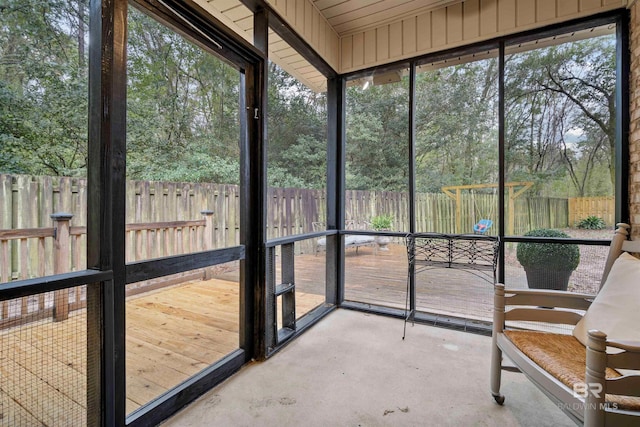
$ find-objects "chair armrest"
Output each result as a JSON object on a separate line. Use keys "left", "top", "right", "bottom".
{"left": 607, "top": 338, "right": 640, "bottom": 354}
{"left": 493, "top": 284, "right": 594, "bottom": 329}
{"left": 496, "top": 284, "right": 594, "bottom": 310}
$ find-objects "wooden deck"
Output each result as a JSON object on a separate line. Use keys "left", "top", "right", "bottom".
{"left": 299, "top": 241, "right": 604, "bottom": 323}
{"left": 0, "top": 278, "right": 325, "bottom": 425}
{"left": 294, "top": 242, "right": 502, "bottom": 322}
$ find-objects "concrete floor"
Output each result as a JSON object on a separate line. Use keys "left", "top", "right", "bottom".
{"left": 162, "top": 310, "right": 574, "bottom": 427}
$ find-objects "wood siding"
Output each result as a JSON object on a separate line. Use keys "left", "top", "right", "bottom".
{"left": 195, "top": 0, "right": 332, "bottom": 92}
{"left": 340, "top": 0, "right": 627, "bottom": 73}
{"left": 267, "top": 0, "right": 341, "bottom": 74}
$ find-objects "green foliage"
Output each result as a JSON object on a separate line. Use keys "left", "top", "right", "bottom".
{"left": 371, "top": 214, "right": 393, "bottom": 230}
{"left": 267, "top": 166, "right": 306, "bottom": 188}
{"left": 0, "top": 1, "right": 618, "bottom": 201}
{"left": 516, "top": 229, "right": 580, "bottom": 271}
{"left": 414, "top": 60, "right": 499, "bottom": 192}
{"left": 576, "top": 216, "right": 606, "bottom": 230}
{"left": 126, "top": 8, "right": 241, "bottom": 183}
{"left": 0, "top": 0, "right": 89, "bottom": 176}
{"left": 345, "top": 79, "right": 409, "bottom": 192}
{"left": 267, "top": 63, "right": 327, "bottom": 189}
{"left": 504, "top": 36, "right": 616, "bottom": 197}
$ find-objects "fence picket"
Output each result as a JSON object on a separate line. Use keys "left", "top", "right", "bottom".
{"left": 1, "top": 173, "right": 604, "bottom": 282}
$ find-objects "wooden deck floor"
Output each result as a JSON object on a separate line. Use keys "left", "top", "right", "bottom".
{"left": 298, "top": 241, "right": 603, "bottom": 323}
{"left": 0, "top": 278, "right": 325, "bottom": 426}
{"left": 294, "top": 243, "right": 502, "bottom": 322}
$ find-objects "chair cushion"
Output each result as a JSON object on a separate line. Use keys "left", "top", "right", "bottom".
{"left": 504, "top": 330, "right": 640, "bottom": 411}
{"left": 572, "top": 252, "right": 640, "bottom": 346}
{"left": 345, "top": 235, "right": 375, "bottom": 245}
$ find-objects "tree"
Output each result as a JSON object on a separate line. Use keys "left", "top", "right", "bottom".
{"left": 267, "top": 62, "right": 327, "bottom": 189}
{"left": 345, "top": 78, "right": 409, "bottom": 191}
{"left": 0, "top": 0, "right": 89, "bottom": 176}
{"left": 414, "top": 59, "right": 498, "bottom": 192}
{"left": 126, "top": 6, "right": 241, "bottom": 182}
{"left": 505, "top": 35, "right": 616, "bottom": 196}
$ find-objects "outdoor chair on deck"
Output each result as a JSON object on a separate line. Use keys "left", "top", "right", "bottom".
{"left": 491, "top": 223, "right": 640, "bottom": 426}
{"left": 313, "top": 220, "right": 376, "bottom": 255}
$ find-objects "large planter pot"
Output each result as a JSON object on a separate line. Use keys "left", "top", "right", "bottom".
{"left": 524, "top": 268, "right": 573, "bottom": 291}
{"left": 375, "top": 235, "right": 392, "bottom": 251}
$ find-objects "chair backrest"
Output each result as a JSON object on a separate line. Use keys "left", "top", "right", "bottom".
{"left": 601, "top": 223, "right": 640, "bottom": 288}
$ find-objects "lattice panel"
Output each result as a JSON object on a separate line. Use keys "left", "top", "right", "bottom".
{"left": 0, "top": 290, "right": 87, "bottom": 426}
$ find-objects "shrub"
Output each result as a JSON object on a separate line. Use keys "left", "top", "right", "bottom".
{"left": 576, "top": 215, "right": 606, "bottom": 230}
{"left": 516, "top": 229, "right": 580, "bottom": 271}
{"left": 371, "top": 214, "right": 393, "bottom": 230}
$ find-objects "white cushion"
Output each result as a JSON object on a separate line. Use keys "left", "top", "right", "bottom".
{"left": 316, "top": 235, "right": 374, "bottom": 248}
{"left": 346, "top": 235, "right": 375, "bottom": 245}
{"left": 572, "top": 252, "right": 640, "bottom": 346}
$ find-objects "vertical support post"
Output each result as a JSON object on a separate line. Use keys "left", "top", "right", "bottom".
{"left": 455, "top": 188, "right": 461, "bottom": 234}
{"left": 51, "top": 212, "right": 73, "bottom": 321}
{"left": 201, "top": 210, "right": 214, "bottom": 250}
{"left": 280, "top": 243, "right": 295, "bottom": 332}
{"left": 239, "top": 7, "right": 267, "bottom": 360}
{"left": 87, "top": 0, "right": 128, "bottom": 424}
{"left": 615, "top": 11, "right": 630, "bottom": 226}
{"left": 327, "top": 77, "right": 346, "bottom": 305}
{"left": 508, "top": 186, "right": 515, "bottom": 236}
{"left": 408, "top": 63, "right": 416, "bottom": 315}
{"left": 498, "top": 42, "right": 506, "bottom": 284}
{"left": 584, "top": 330, "right": 607, "bottom": 427}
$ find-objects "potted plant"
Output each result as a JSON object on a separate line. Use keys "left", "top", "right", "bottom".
{"left": 516, "top": 229, "right": 580, "bottom": 291}
{"left": 371, "top": 214, "right": 393, "bottom": 251}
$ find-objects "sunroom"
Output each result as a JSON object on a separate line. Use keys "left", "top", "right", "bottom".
{"left": 0, "top": 0, "right": 639, "bottom": 425}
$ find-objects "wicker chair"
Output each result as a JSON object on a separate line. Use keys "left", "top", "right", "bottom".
{"left": 491, "top": 223, "right": 640, "bottom": 426}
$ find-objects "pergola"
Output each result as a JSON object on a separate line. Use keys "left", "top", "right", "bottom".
{"left": 1, "top": 1, "right": 639, "bottom": 426}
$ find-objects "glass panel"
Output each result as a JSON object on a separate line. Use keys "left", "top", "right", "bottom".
{"left": 0, "top": 0, "right": 89, "bottom": 282}
{"left": 345, "top": 68, "right": 410, "bottom": 233}
{"left": 504, "top": 26, "right": 616, "bottom": 236}
{"left": 410, "top": 52, "right": 499, "bottom": 322}
{"left": 413, "top": 235, "right": 498, "bottom": 323}
{"left": 292, "top": 239, "right": 325, "bottom": 319}
{"left": 343, "top": 238, "right": 407, "bottom": 309}
{"left": 414, "top": 52, "right": 499, "bottom": 234}
{"left": 505, "top": 241, "right": 610, "bottom": 333}
{"left": 125, "top": 8, "right": 242, "bottom": 414}
{"left": 267, "top": 31, "right": 327, "bottom": 239}
{"left": 125, "top": 263, "right": 239, "bottom": 412}
{"left": 343, "top": 67, "right": 409, "bottom": 309}
{"left": 127, "top": 7, "right": 241, "bottom": 263}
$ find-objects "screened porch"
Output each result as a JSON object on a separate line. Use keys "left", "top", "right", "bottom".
{"left": 1, "top": 0, "right": 639, "bottom": 426}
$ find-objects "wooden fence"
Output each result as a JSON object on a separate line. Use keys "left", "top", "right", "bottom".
{"left": 0, "top": 173, "right": 572, "bottom": 327}
{"left": 0, "top": 212, "right": 213, "bottom": 328}
{"left": 0, "top": 174, "right": 571, "bottom": 243}
{"left": 568, "top": 196, "right": 615, "bottom": 226}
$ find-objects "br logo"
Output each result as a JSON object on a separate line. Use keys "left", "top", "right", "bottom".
{"left": 573, "top": 382, "right": 603, "bottom": 399}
